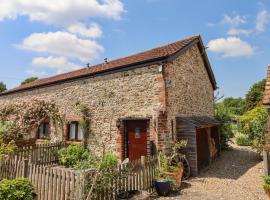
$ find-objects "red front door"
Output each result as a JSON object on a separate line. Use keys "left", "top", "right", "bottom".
{"left": 126, "top": 120, "right": 148, "bottom": 161}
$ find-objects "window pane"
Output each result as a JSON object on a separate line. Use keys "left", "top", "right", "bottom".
{"left": 44, "top": 123, "right": 49, "bottom": 137}
{"left": 69, "top": 123, "right": 76, "bottom": 140}
{"left": 39, "top": 124, "right": 44, "bottom": 138}
{"left": 78, "top": 125, "right": 83, "bottom": 141}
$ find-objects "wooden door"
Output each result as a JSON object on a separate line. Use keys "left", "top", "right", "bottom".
{"left": 196, "top": 128, "right": 210, "bottom": 171}
{"left": 126, "top": 120, "right": 148, "bottom": 161}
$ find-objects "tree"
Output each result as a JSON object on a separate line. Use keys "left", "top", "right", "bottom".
{"left": 214, "top": 103, "right": 234, "bottom": 149}
{"left": 245, "top": 79, "right": 266, "bottom": 111}
{"left": 21, "top": 77, "right": 38, "bottom": 85}
{"left": 240, "top": 106, "right": 268, "bottom": 153}
{"left": 223, "top": 97, "right": 246, "bottom": 115}
{"left": 0, "top": 82, "right": 6, "bottom": 93}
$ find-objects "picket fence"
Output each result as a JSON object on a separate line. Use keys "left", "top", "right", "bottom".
{"left": 16, "top": 141, "right": 67, "bottom": 164}
{"left": 0, "top": 154, "right": 159, "bottom": 200}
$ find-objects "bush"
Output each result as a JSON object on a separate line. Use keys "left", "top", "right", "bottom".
{"left": 240, "top": 106, "right": 268, "bottom": 153}
{"left": 235, "top": 133, "right": 250, "bottom": 146}
{"left": 0, "top": 178, "right": 34, "bottom": 200}
{"left": 214, "top": 103, "right": 234, "bottom": 149}
{"left": 58, "top": 144, "right": 92, "bottom": 168}
{"left": 263, "top": 176, "right": 270, "bottom": 191}
{"left": 100, "top": 152, "right": 118, "bottom": 170}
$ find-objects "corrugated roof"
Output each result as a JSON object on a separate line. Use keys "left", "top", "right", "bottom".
{"left": 0, "top": 35, "right": 216, "bottom": 95}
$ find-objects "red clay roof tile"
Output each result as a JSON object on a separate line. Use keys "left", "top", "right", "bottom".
{"left": 1, "top": 35, "right": 213, "bottom": 95}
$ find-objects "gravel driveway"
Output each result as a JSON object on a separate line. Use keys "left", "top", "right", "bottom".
{"left": 157, "top": 143, "right": 267, "bottom": 200}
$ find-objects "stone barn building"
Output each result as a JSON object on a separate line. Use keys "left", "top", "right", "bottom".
{"left": 0, "top": 35, "right": 220, "bottom": 176}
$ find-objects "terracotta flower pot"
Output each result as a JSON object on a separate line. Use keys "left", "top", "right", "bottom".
{"left": 164, "top": 168, "right": 184, "bottom": 186}
{"left": 266, "top": 189, "right": 270, "bottom": 199}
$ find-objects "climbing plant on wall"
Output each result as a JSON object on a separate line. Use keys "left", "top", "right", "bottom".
{"left": 0, "top": 99, "right": 64, "bottom": 145}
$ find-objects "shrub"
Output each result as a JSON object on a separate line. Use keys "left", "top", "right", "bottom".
{"left": 235, "top": 133, "right": 250, "bottom": 146}
{"left": 100, "top": 152, "right": 118, "bottom": 170}
{"left": 263, "top": 176, "right": 270, "bottom": 191}
{"left": 214, "top": 103, "right": 234, "bottom": 149}
{"left": 0, "top": 178, "right": 34, "bottom": 200}
{"left": 240, "top": 106, "right": 268, "bottom": 153}
{"left": 58, "top": 144, "right": 91, "bottom": 168}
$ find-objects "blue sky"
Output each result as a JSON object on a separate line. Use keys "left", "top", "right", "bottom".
{"left": 0, "top": 0, "right": 269, "bottom": 98}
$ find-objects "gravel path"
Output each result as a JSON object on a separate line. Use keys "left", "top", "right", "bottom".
{"left": 157, "top": 143, "right": 266, "bottom": 200}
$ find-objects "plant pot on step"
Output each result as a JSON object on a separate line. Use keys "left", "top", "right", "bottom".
{"left": 154, "top": 180, "right": 171, "bottom": 196}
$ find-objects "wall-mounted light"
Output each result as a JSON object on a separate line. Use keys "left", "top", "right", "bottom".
{"left": 116, "top": 119, "right": 121, "bottom": 129}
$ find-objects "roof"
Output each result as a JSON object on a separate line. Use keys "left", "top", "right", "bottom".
{"left": 176, "top": 116, "right": 220, "bottom": 128}
{"left": 1, "top": 35, "right": 217, "bottom": 95}
{"left": 263, "top": 65, "right": 270, "bottom": 105}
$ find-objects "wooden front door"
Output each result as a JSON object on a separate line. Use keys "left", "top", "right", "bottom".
{"left": 126, "top": 120, "right": 148, "bottom": 161}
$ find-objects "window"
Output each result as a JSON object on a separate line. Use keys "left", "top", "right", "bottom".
{"left": 67, "top": 122, "right": 84, "bottom": 141}
{"left": 37, "top": 122, "right": 50, "bottom": 139}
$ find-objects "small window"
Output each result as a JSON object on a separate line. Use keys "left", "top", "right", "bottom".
{"left": 37, "top": 122, "right": 50, "bottom": 139}
{"left": 67, "top": 122, "right": 84, "bottom": 141}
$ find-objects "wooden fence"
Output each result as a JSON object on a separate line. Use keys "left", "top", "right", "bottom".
{"left": 87, "top": 156, "right": 159, "bottom": 200}
{"left": 15, "top": 141, "right": 67, "bottom": 164}
{"left": 0, "top": 141, "right": 159, "bottom": 200}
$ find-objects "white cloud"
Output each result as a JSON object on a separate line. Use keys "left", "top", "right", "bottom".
{"left": 222, "top": 14, "right": 246, "bottom": 26}
{"left": 32, "top": 56, "right": 82, "bottom": 74}
{"left": 227, "top": 28, "right": 252, "bottom": 36}
{"left": 18, "top": 31, "right": 104, "bottom": 62}
{"left": 26, "top": 70, "right": 48, "bottom": 77}
{"left": 67, "top": 22, "right": 102, "bottom": 38}
{"left": 0, "top": 0, "right": 124, "bottom": 25}
{"left": 256, "top": 9, "right": 269, "bottom": 32}
{"left": 207, "top": 37, "right": 254, "bottom": 58}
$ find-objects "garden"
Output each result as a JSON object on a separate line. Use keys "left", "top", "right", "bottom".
{"left": 215, "top": 78, "right": 268, "bottom": 154}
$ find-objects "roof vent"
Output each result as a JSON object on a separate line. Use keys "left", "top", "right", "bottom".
{"left": 104, "top": 58, "right": 108, "bottom": 63}
{"left": 86, "top": 63, "right": 90, "bottom": 68}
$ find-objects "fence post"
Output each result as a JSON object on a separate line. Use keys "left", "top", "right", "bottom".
{"left": 141, "top": 156, "right": 146, "bottom": 190}
{"left": 23, "top": 158, "right": 29, "bottom": 178}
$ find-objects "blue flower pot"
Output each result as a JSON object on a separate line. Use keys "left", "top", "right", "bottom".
{"left": 154, "top": 180, "right": 171, "bottom": 196}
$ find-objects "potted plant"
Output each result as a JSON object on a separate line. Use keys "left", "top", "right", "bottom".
{"left": 263, "top": 176, "right": 270, "bottom": 198}
{"left": 154, "top": 140, "right": 187, "bottom": 196}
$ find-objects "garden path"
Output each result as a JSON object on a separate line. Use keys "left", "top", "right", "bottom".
{"left": 157, "top": 143, "right": 266, "bottom": 200}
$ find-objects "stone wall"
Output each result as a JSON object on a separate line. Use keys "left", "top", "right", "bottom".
{"left": 0, "top": 65, "right": 163, "bottom": 156}
{"left": 0, "top": 43, "right": 215, "bottom": 158}
{"left": 164, "top": 44, "right": 215, "bottom": 141}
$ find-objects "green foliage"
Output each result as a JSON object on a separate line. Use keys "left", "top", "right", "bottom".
{"left": 240, "top": 106, "right": 268, "bottom": 153}
{"left": 263, "top": 176, "right": 270, "bottom": 191}
{"left": 58, "top": 144, "right": 93, "bottom": 168}
{"left": 235, "top": 132, "right": 250, "bottom": 146}
{"left": 21, "top": 77, "right": 38, "bottom": 85}
{"left": 245, "top": 79, "right": 266, "bottom": 111}
{"left": 0, "top": 178, "right": 34, "bottom": 200}
{"left": 100, "top": 152, "right": 118, "bottom": 170}
{"left": 0, "top": 82, "right": 6, "bottom": 93}
{"left": 0, "top": 122, "right": 17, "bottom": 159}
{"left": 214, "top": 103, "right": 234, "bottom": 149}
{"left": 0, "top": 140, "right": 16, "bottom": 160}
{"left": 223, "top": 97, "right": 246, "bottom": 116}
{"left": 0, "top": 100, "right": 63, "bottom": 142}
